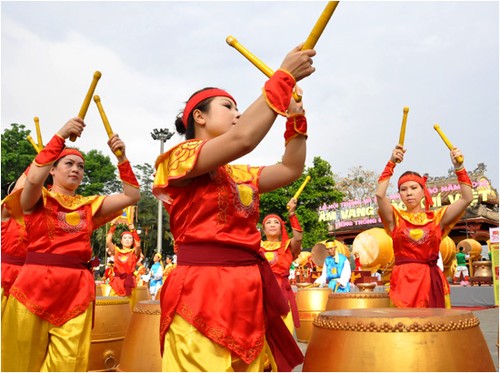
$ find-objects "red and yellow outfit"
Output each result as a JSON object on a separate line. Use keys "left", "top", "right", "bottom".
{"left": 1, "top": 190, "right": 28, "bottom": 310}
{"left": 381, "top": 206, "right": 458, "bottom": 308}
{"left": 153, "top": 140, "right": 302, "bottom": 372}
{"left": 2, "top": 188, "right": 119, "bottom": 371}
{"left": 260, "top": 240, "right": 299, "bottom": 332}
{"left": 109, "top": 245, "right": 139, "bottom": 296}
{"left": 162, "top": 262, "right": 176, "bottom": 283}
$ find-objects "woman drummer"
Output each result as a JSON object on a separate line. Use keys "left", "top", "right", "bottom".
{"left": 152, "top": 44, "right": 315, "bottom": 371}
{"left": 1, "top": 117, "right": 140, "bottom": 371}
{"left": 375, "top": 143, "right": 473, "bottom": 308}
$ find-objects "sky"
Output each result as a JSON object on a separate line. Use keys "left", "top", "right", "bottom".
{"left": 2, "top": 1, "right": 499, "bottom": 192}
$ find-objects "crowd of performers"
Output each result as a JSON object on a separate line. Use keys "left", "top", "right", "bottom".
{"left": 1, "top": 42, "right": 474, "bottom": 371}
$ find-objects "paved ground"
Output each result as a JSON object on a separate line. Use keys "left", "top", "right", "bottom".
{"left": 293, "top": 306, "right": 499, "bottom": 372}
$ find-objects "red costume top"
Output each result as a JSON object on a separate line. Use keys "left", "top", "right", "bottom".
{"left": 109, "top": 246, "right": 139, "bottom": 296}
{"left": 9, "top": 188, "right": 119, "bottom": 326}
{"left": 381, "top": 206, "right": 458, "bottom": 308}
{"left": 1, "top": 190, "right": 28, "bottom": 296}
{"left": 153, "top": 140, "right": 302, "bottom": 370}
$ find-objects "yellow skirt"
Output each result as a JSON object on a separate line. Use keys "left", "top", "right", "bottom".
{"left": 1, "top": 296, "right": 93, "bottom": 372}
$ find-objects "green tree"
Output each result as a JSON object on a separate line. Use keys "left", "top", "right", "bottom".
{"left": 1, "top": 123, "right": 37, "bottom": 198}
{"left": 260, "top": 156, "right": 343, "bottom": 248}
{"left": 334, "top": 166, "right": 379, "bottom": 203}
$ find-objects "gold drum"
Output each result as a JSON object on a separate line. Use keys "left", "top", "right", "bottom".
{"left": 88, "top": 296, "right": 132, "bottom": 371}
{"left": 457, "top": 239, "right": 482, "bottom": 261}
{"left": 440, "top": 236, "right": 456, "bottom": 279}
{"left": 295, "top": 287, "right": 331, "bottom": 342}
{"left": 130, "top": 285, "right": 150, "bottom": 310}
{"left": 325, "top": 291, "right": 390, "bottom": 310}
{"left": 473, "top": 261, "right": 493, "bottom": 278}
{"left": 352, "top": 228, "right": 394, "bottom": 282}
{"left": 116, "top": 300, "right": 162, "bottom": 372}
{"left": 303, "top": 308, "right": 495, "bottom": 372}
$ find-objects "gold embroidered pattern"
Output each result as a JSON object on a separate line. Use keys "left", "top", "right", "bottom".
{"left": 178, "top": 303, "right": 264, "bottom": 363}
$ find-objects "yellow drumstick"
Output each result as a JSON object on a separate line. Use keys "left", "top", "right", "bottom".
{"left": 71, "top": 71, "right": 102, "bottom": 142}
{"left": 398, "top": 107, "right": 409, "bottom": 146}
{"left": 226, "top": 36, "right": 302, "bottom": 102}
{"left": 294, "top": 175, "right": 312, "bottom": 200}
{"left": 302, "top": 1, "right": 340, "bottom": 50}
{"left": 34, "top": 116, "right": 43, "bottom": 148}
{"left": 93, "top": 95, "right": 123, "bottom": 157}
{"left": 433, "top": 124, "right": 463, "bottom": 164}
{"left": 26, "top": 135, "right": 41, "bottom": 153}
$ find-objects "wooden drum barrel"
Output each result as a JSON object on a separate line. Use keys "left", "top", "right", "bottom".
{"left": 303, "top": 308, "right": 495, "bottom": 372}
{"left": 88, "top": 296, "right": 132, "bottom": 371}
{"left": 295, "top": 287, "right": 331, "bottom": 343}
{"left": 116, "top": 300, "right": 162, "bottom": 372}
{"left": 130, "top": 285, "right": 150, "bottom": 310}
{"left": 325, "top": 291, "right": 390, "bottom": 311}
{"left": 473, "top": 261, "right": 493, "bottom": 278}
{"left": 457, "top": 239, "right": 482, "bottom": 261}
{"left": 352, "top": 228, "right": 394, "bottom": 282}
{"left": 440, "top": 236, "right": 457, "bottom": 279}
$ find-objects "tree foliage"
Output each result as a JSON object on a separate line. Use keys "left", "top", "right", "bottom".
{"left": 334, "top": 165, "right": 380, "bottom": 203}
{"left": 1, "top": 123, "right": 37, "bottom": 198}
{"left": 260, "top": 156, "right": 344, "bottom": 248}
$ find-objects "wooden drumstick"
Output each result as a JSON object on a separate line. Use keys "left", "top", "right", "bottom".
{"left": 395, "top": 107, "right": 409, "bottom": 163}
{"left": 71, "top": 71, "right": 102, "bottom": 142}
{"left": 302, "top": 1, "right": 340, "bottom": 50}
{"left": 226, "top": 36, "right": 302, "bottom": 102}
{"left": 26, "top": 135, "right": 41, "bottom": 153}
{"left": 433, "top": 124, "right": 463, "bottom": 164}
{"left": 34, "top": 116, "right": 43, "bottom": 148}
{"left": 93, "top": 95, "right": 123, "bottom": 157}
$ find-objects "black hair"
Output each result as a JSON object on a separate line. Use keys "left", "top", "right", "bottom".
{"left": 174, "top": 87, "right": 220, "bottom": 140}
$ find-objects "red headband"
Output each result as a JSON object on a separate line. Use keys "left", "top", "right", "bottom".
{"left": 121, "top": 231, "right": 133, "bottom": 237}
{"left": 398, "top": 174, "right": 434, "bottom": 211}
{"left": 56, "top": 148, "right": 84, "bottom": 163}
{"left": 181, "top": 88, "right": 236, "bottom": 128}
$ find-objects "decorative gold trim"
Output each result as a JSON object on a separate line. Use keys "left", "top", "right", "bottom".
{"left": 329, "top": 293, "right": 388, "bottom": 300}
{"left": 313, "top": 314, "right": 480, "bottom": 332}
{"left": 95, "top": 298, "right": 130, "bottom": 306}
{"left": 133, "top": 306, "right": 161, "bottom": 315}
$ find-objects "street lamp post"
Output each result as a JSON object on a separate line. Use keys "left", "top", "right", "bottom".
{"left": 151, "top": 128, "right": 174, "bottom": 254}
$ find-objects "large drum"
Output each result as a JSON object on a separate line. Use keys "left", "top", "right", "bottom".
{"left": 303, "top": 308, "right": 495, "bottom": 372}
{"left": 325, "top": 291, "right": 390, "bottom": 311}
{"left": 440, "top": 236, "right": 456, "bottom": 279}
{"left": 295, "top": 287, "right": 331, "bottom": 342}
{"left": 311, "top": 240, "right": 349, "bottom": 268}
{"left": 116, "top": 300, "right": 162, "bottom": 372}
{"left": 457, "top": 239, "right": 482, "bottom": 261}
{"left": 130, "top": 285, "right": 150, "bottom": 310}
{"left": 88, "top": 296, "right": 132, "bottom": 371}
{"left": 352, "top": 228, "right": 394, "bottom": 282}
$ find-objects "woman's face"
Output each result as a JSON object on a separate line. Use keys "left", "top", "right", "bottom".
{"left": 50, "top": 155, "right": 84, "bottom": 193}
{"left": 121, "top": 233, "right": 134, "bottom": 248}
{"left": 399, "top": 181, "right": 424, "bottom": 209}
{"left": 202, "top": 96, "right": 240, "bottom": 137}
{"left": 264, "top": 217, "right": 281, "bottom": 238}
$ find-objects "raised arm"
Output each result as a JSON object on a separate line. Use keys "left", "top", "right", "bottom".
{"left": 94, "top": 133, "right": 141, "bottom": 220}
{"left": 440, "top": 147, "right": 473, "bottom": 229}
{"left": 375, "top": 144, "right": 405, "bottom": 232}
{"left": 286, "top": 198, "right": 303, "bottom": 260}
{"left": 185, "top": 45, "right": 316, "bottom": 179}
{"left": 106, "top": 224, "right": 116, "bottom": 256}
{"left": 21, "top": 118, "right": 85, "bottom": 213}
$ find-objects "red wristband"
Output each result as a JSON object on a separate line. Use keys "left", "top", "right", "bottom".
{"left": 33, "top": 134, "right": 65, "bottom": 166}
{"left": 262, "top": 69, "right": 296, "bottom": 117}
{"left": 131, "top": 230, "right": 140, "bottom": 242}
{"left": 378, "top": 161, "right": 396, "bottom": 183}
{"left": 455, "top": 167, "right": 472, "bottom": 187}
{"left": 289, "top": 214, "right": 303, "bottom": 232}
{"left": 284, "top": 114, "right": 308, "bottom": 145}
{"left": 118, "top": 160, "right": 139, "bottom": 188}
